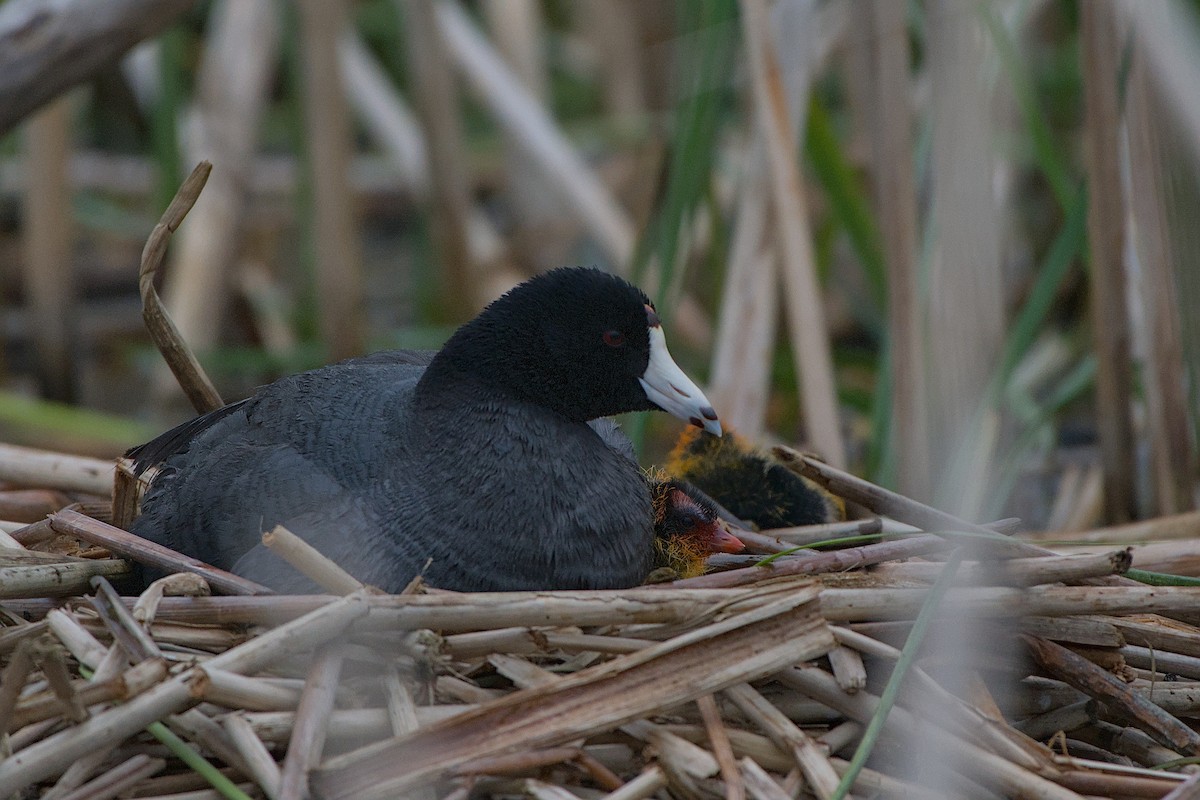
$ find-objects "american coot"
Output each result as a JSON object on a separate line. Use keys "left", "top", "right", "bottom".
{"left": 666, "top": 427, "right": 843, "bottom": 530}
{"left": 649, "top": 478, "right": 745, "bottom": 580}
{"left": 130, "top": 268, "right": 722, "bottom": 593}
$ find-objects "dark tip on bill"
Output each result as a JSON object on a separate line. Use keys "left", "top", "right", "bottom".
{"left": 700, "top": 406, "right": 718, "bottom": 421}
{"left": 689, "top": 416, "right": 704, "bottom": 429}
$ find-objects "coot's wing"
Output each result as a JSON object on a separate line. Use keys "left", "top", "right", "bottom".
{"left": 126, "top": 400, "right": 250, "bottom": 477}
{"left": 126, "top": 350, "right": 438, "bottom": 477}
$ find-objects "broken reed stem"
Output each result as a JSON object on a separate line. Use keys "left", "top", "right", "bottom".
{"left": 279, "top": 642, "right": 346, "bottom": 800}
{"left": 138, "top": 160, "right": 224, "bottom": 414}
{"left": 50, "top": 508, "right": 271, "bottom": 596}
{"left": 262, "top": 525, "right": 365, "bottom": 595}
{"left": 696, "top": 694, "right": 744, "bottom": 800}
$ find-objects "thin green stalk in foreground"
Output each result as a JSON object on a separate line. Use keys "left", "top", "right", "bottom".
{"left": 830, "top": 546, "right": 967, "bottom": 800}
{"left": 78, "top": 666, "right": 255, "bottom": 800}
{"left": 1127, "top": 569, "right": 1200, "bottom": 587}
{"left": 146, "top": 722, "right": 256, "bottom": 800}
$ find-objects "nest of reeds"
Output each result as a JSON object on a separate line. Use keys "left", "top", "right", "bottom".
{"left": 6, "top": 165, "right": 1200, "bottom": 800}
{"left": 5, "top": 442, "right": 1200, "bottom": 800}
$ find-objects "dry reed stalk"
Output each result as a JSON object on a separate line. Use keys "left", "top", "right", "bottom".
{"left": 261, "top": 525, "right": 365, "bottom": 595}
{"left": 867, "top": 0, "right": 929, "bottom": 502}
{"left": 242, "top": 707, "right": 467, "bottom": 744}
{"left": 55, "top": 754, "right": 165, "bottom": 800}
{"left": 1081, "top": 0, "right": 1137, "bottom": 523}
{"left": 869, "top": 549, "right": 1132, "bottom": 586}
{"left": 453, "top": 747, "right": 581, "bottom": 779}
{"left": 1089, "top": 722, "right": 1186, "bottom": 768}
{"left": 739, "top": 0, "right": 844, "bottom": 468}
{"left": 820, "top": 584, "right": 1200, "bottom": 622}
{"left": 67, "top": 585, "right": 793, "bottom": 629}
{"left": 1127, "top": 50, "right": 1196, "bottom": 516}
{"left": 481, "top": 0, "right": 559, "bottom": 233}
{"left": 295, "top": 0, "right": 364, "bottom": 360}
{"left": 133, "top": 573, "right": 213, "bottom": 625}
{"left": 200, "top": 669, "right": 301, "bottom": 711}
{"left": 89, "top": 576, "right": 162, "bottom": 662}
{"left": 157, "top": 0, "right": 279, "bottom": 402}
{"left": 0, "top": 560, "right": 132, "bottom": 599}
{"left": 49, "top": 508, "right": 271, "bottom": 596}
{"left": 337, "top": 31, "right": 510, "bottom": 285}
{"left": 779, "top": 667, "right": 1080, "bottom": 800}
{"left": 1054, "top": 766, "right": 1186, "bottom": 798}
{"left": 1162, "top": 772, "right": 1200, "bottom": 799}
{"left": 44, "top": 609, "right": 108, "bottom": 669}
{"left": 166, "top": 708, "right": 257, "bottom": 784}
{"left": 1107, "top": 616, "right": 1200, "bottom": 659}
{"left": 786, "top": 451, "right": 1054, "bottom": 558}
{"left": 668, "top": 723, "right": 796, "bottom": 771}
{"left": 708, "top": 146, "right": 779, "bottom": 440}
{"left": 0, "top": 0, "right": 194, "bottom": 136}
{"left": 435, "top": 1, "right": 635, "bottom": 269}
{"left": 1026, "top": 509, "right": 1200, "bottom": 544}
{"left": 9, "top": 658, "right": 167, "bottom": 731}
{"left": 696, "top": 693, "right": 744, "bottom": 800}
{"left": 279, "top": 642, "right": 345, "bottom": 800}
{"left": 658, "top": 534, "right": 948, "bottom": 589}
{"left": 138, "top": 160, "right": 223, "bottom": 414}
{"left": 337, "top": 32, "right": 427, "bottom": 195}
{"left": 21, "top": 94, "right": 76, "bottom": 402}
{"left": 402, "top": 0, "right": 477, "bottom": 319}
{"left": 826, "top": 645, "right": 866, "bottom": 694}
{"left": 924, "top": 0, "right": 1007, "bottom": 520}
{"left": 313, "top": 589, "right": 834, "bottom": 799}
{"left": 142, "top": 621, "right": 241, "bottom": 652}
{"left": 0, "top": 489, "right": 71, "bottom": 522}
{"left": 1123, "top": 645, "right": 1200, "bottom": 681}
{"left": 739, "top": 757, "right": 790, "bottom": 800}
{"left": 1019, "top": 616, "right": 1124, "bottom": 648}
{"left": 574, "top": 0, "right": 646, "bottom": 123}
{"left": 36, "top": 644, "right": 87, "bottom": 723}
{"left": 760, "top": 518, "right": 883, "bottom": 546}
{"left": 0, "top": 638, "right": 36, "bottom": 735}
{"left": 1024, "top": 634, "right": 1200, "bottom": 755}
{"left": 724, "top": 683, "right": 841, "bottom": 799}
{"left": 1117, "top": 1, "right": 1200, "bottom": 170}
{"left": 0, "top": 443, "right": 114, "bottom": 496}
{"left": 1122, "top": 540, "right": 1200, "bottom": 575}
{"left": 221, "top": 713, "right": 282, "bottom": 800}
{"left": 9, "top": 518, "right": 54, "bottom": 547}
{"left": 601, "top": 766, "right": 666, "bottom": 800}
{"left": 830, "top": 626, "right": 1048, "bottom": 769}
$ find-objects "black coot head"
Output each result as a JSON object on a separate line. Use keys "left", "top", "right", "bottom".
{"left": 435, "top": 267, "right": 721, "bottom": 431}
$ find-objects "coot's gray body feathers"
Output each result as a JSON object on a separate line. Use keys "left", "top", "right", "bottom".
{"left": 130, "top": 268, "right": 721, "bottom": 593}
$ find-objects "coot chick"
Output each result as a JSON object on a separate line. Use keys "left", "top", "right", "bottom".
{"left": 130, "top": 268, "right": 721, "bottom": 593}
{"left": 666, "top": 427, "right": 842, "bottom": 530}
{"left": 648, "top": 478, "right": 745, "bottom": 581}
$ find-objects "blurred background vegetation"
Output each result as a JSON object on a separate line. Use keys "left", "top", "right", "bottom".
{"left": 1, "top": 0, "right": 1198, "bottom": 532}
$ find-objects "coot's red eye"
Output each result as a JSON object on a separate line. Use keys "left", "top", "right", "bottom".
{"left": 602, "top": 330, "right": 626, "bottom": 347}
